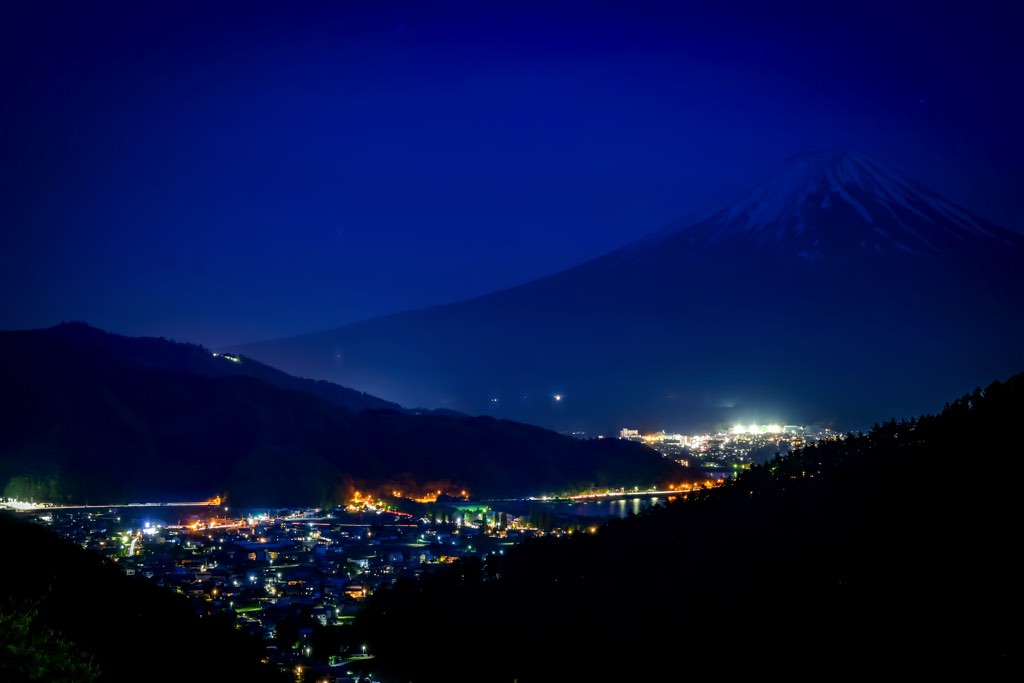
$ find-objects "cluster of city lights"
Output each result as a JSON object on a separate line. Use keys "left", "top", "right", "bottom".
{"left": 0, "top": 498, "right": 46, "bottom": 510}
{"left": 729, "top": 423, "right": 786, "bottom": 435}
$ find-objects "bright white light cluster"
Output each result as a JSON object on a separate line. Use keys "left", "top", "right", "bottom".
{"left": 0, "top": 499, "right": 45, "bottom": 510}
{"left": 730, "top": 423, "right": 784, "bottom": 435}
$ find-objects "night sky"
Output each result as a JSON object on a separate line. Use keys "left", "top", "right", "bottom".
{"left": 3, "top": 1, "right": 1022, "bottom": 348}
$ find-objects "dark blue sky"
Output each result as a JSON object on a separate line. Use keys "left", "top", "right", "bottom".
{"left": 3, "top": 1, "right": 1022, "bottom": 347}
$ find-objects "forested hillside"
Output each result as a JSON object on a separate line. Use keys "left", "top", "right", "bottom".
{"left": 357, "top": 375, "right": 1020, "bottom": 680}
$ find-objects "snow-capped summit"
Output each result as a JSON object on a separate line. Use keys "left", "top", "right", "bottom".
{"left": 647, "top": 151, "right": 1020, "bottom": 261}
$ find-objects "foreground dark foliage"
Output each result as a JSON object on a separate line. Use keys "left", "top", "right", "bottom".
{"left": 0, "top": 513, "right": 285, "bottom": 683}
{"left": 359, "top": 375, "right": 1021, "bottom": 681}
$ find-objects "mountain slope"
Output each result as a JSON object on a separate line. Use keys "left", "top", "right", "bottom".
{"left": 0, "top": 327, "right": 682, "bottom": 505}
{"left": 232, "top": 151, "right": 1024, "bottom": 434}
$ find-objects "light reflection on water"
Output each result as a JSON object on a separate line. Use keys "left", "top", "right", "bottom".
{"left": 565, "top": 497, "right": 659, "bottom": 518}
{"left": 523, "top": 496, "right": 663, "bottom": 519}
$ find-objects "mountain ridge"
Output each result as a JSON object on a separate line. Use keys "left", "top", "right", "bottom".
{"left": 0, "top": 325, "right": 685, "bottom": 505}
{"left": 36, "top": 321, "right": 403, "bottom": 414}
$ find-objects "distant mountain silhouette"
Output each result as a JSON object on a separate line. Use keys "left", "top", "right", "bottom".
{"left": 233, "top": 151, "right": 1024, "bottom": 434}
{"left": 0, "top": 326, "right": 681, "bottom": 506}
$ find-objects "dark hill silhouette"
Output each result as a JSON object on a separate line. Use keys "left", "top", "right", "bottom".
{"left": 232, "top": 151, "right": 1024, "bottom": 435}
{"left": 0, "top": 326, "right": 683, "bottom": 506}
{"left": 357, "top": 373, "right": 1020, "bottom": 680}
{"left": 0, "top": 511, "right": 285, "bottom": 682}
{"left": 39, "top": 321, "right": 402, "bottom": 413}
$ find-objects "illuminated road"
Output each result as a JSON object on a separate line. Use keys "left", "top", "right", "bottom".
{"left": 330, "top": 654, "right": 375, "bottom": 668}
{"left": 561, "top": 487, "right": 712, "bottom": 500}
{"left": 2, "top": 500, "right": 221, "bottom": 512}
{"left": 484, "top": 486, "right": 720, "bottom": 505}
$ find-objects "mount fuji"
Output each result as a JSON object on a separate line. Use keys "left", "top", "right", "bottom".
{"left": 232, "top": 151, "right": 1024, "bottom": 434}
